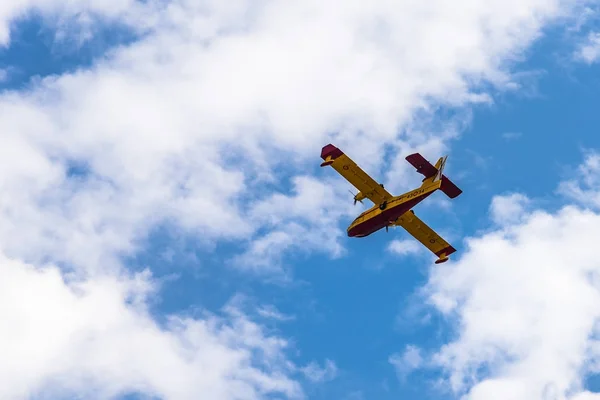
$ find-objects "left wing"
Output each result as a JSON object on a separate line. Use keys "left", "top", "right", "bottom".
{"left": 320, "top": 144, "right": 392, "bottom": 205}
{"left": 393, "top": 210, "right": 456, "bottom": 263}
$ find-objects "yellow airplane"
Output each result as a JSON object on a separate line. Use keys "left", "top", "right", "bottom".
{"left": 320, "top": 143, "right": 462, "bottom": 264}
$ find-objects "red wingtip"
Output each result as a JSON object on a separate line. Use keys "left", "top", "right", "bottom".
{"left": 436, "top": 245, "right": 457, "bottom": 257}
{"left": 320, "top": 144, "right": 344, "bottom": 161}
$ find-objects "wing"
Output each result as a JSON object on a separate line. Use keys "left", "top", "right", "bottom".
{"left": 320, "top": 144, "right": 392, "bottom": 205}
{"left": 393, "top": 210, "right": 456, "bottom": 260}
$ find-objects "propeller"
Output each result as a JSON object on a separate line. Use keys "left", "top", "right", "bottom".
{"left": 348, "top": 190, "right": 363, "bottom": 205}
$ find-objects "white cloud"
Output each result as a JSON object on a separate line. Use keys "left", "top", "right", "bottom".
{"left": 0, "top": 68, "right": 8, "bottom": 82}
{"left": 489, "top": 193, "right": 531, "bottom": 225}
{"left": 236, "top": 176, "right": 354, "bottom": 273}
{"left": 0, "top": 254, "right": 301, "bottom": 400}
{"left": 256, "top": 305, "right": 295, "bottom": 322}
{"left": 387, "top": 239, "right": 423, "bottom": 256}
{"left": 420, "top": 152, "right": 600, "bottom": 400}
{"left": 575, "top": 32, "right": 600, "bottom": 64}
{"left": 300, "top": 359, "right": 338, "bottom": 383}
{"left": 572, "top": 393, "right": 600, "bottom": 400}
{"left": 0, "top": 0, "right": 593, "bottom": 398}
{"left": 501, "top": 131, "right": 522, "bottom": 140}
{"left": 0, "top": 0, "right": 587, "bottom": 273}
{"left": 389, "top": 345, "right": 424, "bottom": 378}
{"left": 559, "top": 151, "right": 600, "bottom": 208}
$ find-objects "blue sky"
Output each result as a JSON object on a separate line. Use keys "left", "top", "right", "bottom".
{"left": 3, "top": 2, "right": 600, "bottom": 400}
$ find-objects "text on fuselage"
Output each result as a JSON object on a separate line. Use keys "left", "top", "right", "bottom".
{"left": 398, "top": 188, "right": 425, "bottom": 201}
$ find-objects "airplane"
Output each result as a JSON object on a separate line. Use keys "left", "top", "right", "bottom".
{"left": 320, "top": 143, "right": 462, "bottom": 264}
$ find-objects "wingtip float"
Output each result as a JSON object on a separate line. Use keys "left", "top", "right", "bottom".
{"left": 320, "top": 143, "right": 462, "bottom": 264}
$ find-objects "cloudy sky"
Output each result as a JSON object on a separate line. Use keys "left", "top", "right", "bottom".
{"left": 2, "top": 0, "right": 600, "bottom": 399}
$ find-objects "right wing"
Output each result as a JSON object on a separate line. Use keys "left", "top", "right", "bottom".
{"left": 393, "top": 210, "right": 456, "bottom": 261}
{"left": 320, "top": 144, "right": 392, "bottom": 205}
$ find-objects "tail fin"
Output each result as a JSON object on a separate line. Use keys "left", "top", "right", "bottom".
{"left": 420, "top": 156, "right": 447, "bottom": 186}
{"left": 434, "top": 155, "right": 447, "bottom": 182}
{"left": 420, "top": 155, "right": 462, "bottom": 199}
{"left": 406, "top": 152, "right": 463, "bottom": 199}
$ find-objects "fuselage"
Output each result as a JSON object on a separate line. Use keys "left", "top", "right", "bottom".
{"left": 347, "top": 184, "right": 437, "bottom": 237}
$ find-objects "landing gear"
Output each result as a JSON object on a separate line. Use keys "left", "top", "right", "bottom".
{"left": 379, "top": 201, "right": 387, "bottom": 210}
{"left": 385, "top": 218, "right": 398, "bottom": 233}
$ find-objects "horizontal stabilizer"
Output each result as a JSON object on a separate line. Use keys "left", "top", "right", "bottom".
{"left": 405, "top": 153, "right": 438, "bottom": 179}
{"left": 440, "top": 175, "right": 462, "bottom": 199}
{"left": 406, "top": 152, "right": 462, "bottom": 199}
